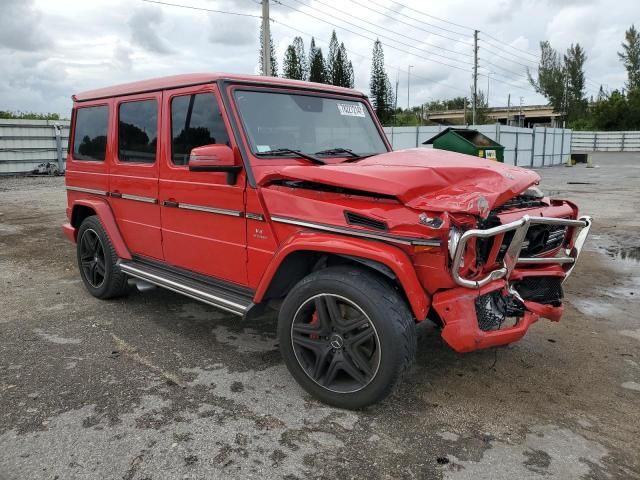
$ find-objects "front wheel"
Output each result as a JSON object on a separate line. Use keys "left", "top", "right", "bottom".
{"left": 278, "top": 266, "right": 416, "bottom": 409}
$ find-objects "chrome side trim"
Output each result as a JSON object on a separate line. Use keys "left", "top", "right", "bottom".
{"left": 120, "top": 193, "right": 157, "bottom": 204}
{"left": 451, "top": 215, "right": 592, "bottom": 288}
{"left": 118, "top": 263, "right": 248, "bottom": 316}
{"left": 246, "top": 212, "right": 265, "bottom": 221}
{"left": 178, "top": 203, "right": 243, "bottom": 217}
{"left": 66, "top": 186, "right": 108, "bottom": 196}
{"left": 271, "top": 215, "right": 441, "bottom": 247}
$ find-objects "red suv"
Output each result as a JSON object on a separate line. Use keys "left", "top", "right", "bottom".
{"left": 63, "top": 74, "right": 591, "bottom": 409}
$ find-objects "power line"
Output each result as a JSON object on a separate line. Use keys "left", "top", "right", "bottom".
{"left": 141, "top": 0, "right": 261, "bottom": 18}
{"left": 274, "top": 0, "right": 474, "bottom": 73}
{"left": 304, "top": 0, "right": 474, "bottom": 58}
{"left": 271, "top": 17, "right": 470, "bottom": 96}
{"left": 348, "top": 0, "right": 474, "bottom": 47}
{"left": 280, "top": 0, "right": 474, "bottom": 69}
{"left": 386, "top": 0, "right": 474, "bottom": 33}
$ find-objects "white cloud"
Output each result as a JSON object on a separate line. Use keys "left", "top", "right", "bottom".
{"left": 0, "top": 0, "right": 635, "bottom": 116}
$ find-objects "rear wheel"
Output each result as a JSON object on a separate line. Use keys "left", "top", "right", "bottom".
{"left": 76, "top": 216, "right": 128, "bottom": 299}
{"left": 278, "top": 266, "right": 416, "bottom": 409}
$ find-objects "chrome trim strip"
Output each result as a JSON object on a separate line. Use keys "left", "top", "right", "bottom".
{"left": 246, "top": 212, "right": 265, "bottom": 221}
{"left": 271, "top": 215, "right": 441, "bottom": 247}
{"left": 120, "top": 193, "right": 157, "bottom": 204}
{"left": 66, "top": 186, "right": 108, "bottom": 196}
{"left": 451, "top": 215, "right": 592, "bottom": 288}
{"left": 119, "top": 263, "right": 248, "bottom": 315}
{"left": 178, "top": 203, "right": 243, "bottom": 217}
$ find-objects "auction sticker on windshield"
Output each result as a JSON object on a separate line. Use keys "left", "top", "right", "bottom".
{"left": 337, "top": 103, "right": 366, "bottom": 117}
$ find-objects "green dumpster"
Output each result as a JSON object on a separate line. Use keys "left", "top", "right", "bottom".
{"left": 423, "top": 127, "right": 505, "bottom": 162}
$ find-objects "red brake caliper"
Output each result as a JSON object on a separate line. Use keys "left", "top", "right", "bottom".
{"left": 309, "top": 310, "right": 320, "bottom": 339}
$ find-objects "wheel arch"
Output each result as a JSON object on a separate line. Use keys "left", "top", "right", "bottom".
{"left": 254, "top": 232, "right": 429, "bottom": 320}
{"left": 70, "top": 198, "right": 131, "bottom": 260}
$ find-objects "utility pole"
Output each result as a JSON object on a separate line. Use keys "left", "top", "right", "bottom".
{"left": 472, "top": 29, "right": 478, "bottom": 125}
{"left": 261, "top": 0, "right": 271, "bottom": 76}
{"left": 519, "top": 96, "right": 524, "bottom": 127}
{"left": 506, "top": 93, "right": 511, "bottom": 126}
{"left": 463, "top": 97, "right": 467, "bottom": 125}
{"left": 486, "top": 72, "right": 490, "bottom": 107}
{"left": 394, "top": 71, "right": 399, "bottom": 125}
{"left": 407, "top": 65, "right": 414, "bottom": 110}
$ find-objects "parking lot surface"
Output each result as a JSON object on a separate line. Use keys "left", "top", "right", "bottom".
{"left": 1, "top": 153, "right": 639, "bottom": 479}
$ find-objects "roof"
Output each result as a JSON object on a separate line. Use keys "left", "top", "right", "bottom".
{"left": 422, "top": 127, "right": 501, "bottom": 147}
{"left": 73, "top": 73, "right": 365, "bottom": 102}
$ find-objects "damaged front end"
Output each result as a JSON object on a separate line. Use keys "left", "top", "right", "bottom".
{"left": 432, "top": 194, "right": 592, "bottom": 353}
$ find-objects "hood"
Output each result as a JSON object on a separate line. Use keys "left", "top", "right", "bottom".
{"left": 264, "top": 148, "right": 540, "bottom": 217}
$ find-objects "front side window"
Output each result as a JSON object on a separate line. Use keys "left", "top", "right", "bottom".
{"left": 171, "top": 93, "right": 230, "bottom": 165}
{"left": 73, "top": 106, "right": 108, "bottom": 161}
{"left": 118, "top": 99, "right": 158, "bottom": 163}
{"left": 233, "top": 90, "right": 387, "bottom": 158}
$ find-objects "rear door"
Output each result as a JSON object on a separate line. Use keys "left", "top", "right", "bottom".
{"left": 159, "top": 85, "right": 248, "bottom": 285}
{"left": 108, "top": 93, "right": 163, "bottom": 260}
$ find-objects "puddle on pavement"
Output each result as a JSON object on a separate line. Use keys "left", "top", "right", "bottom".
{"left": 606, "top": 247, "right": 640, "bottom": 265}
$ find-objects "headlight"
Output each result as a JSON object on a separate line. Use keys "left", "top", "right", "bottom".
{"left": 524, "top": 185, "right": 544, "bottom": 199}
{"left": 448, "top": 226, "right": 462, "bottom": 259}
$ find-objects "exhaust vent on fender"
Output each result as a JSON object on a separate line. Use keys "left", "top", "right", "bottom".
{"left": 344, "top": 211, "right": 388, "bottom": 231}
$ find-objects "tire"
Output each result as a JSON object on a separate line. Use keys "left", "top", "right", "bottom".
{"left": 76, "top": 215, "right": 128, "bottom": 299}
{"left": 278, "top": 266, "right": 416, "bottom": 409}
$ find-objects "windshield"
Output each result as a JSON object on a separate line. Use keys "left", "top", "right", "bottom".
{"left": 233, "top": 90, "right": 388, "bottom": 158}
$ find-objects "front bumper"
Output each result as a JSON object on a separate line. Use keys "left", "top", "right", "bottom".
{"left": 432, "top": 214, "right": 592, "bottom": 353}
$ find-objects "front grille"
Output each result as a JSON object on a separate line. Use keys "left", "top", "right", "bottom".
{"left": 520, "top": 224, "right": 567, "bottom": 256}
{"left": 514, "top": 277, "right": 563, "bottom": 305}
{"left": 475, "top": 291, "right": 525, "bottom": 331}
{"left": 493, "top": 194, "right": 546, "bottom": 213}
{"left": 477, "top": 223, "right": 567, "bottom": 266}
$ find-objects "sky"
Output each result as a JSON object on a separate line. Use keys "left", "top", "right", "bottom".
{"left": 0, "top": 0, "right": 636, "bottom": 116}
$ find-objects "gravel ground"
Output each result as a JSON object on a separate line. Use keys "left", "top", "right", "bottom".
{"left": 0, "top": 152, "right": 639, "bottom": 480}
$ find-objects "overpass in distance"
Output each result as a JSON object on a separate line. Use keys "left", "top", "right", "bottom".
{"left": 424, "top": 104, "right": 562, "bottom": 127}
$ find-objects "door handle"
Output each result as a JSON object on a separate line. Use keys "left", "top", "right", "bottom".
{"left": 110, "top": 190, "right": 122, "bottom": 198}
{"left": 163, "top": 200, "right": 179, "bottom": 208}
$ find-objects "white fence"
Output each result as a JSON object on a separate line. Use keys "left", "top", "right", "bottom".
{"left": 0, "top": 119, "right": 70, "bottom": 175}
{"left": 383, "top": 124, "right": 572, "bottom": 167}
{"left": 571, "top": 131, "right": 640, "bottom": 152}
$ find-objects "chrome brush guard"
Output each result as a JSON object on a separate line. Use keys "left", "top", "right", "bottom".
{"left": 451, "top": 215, "right": 592, "bottom": 288}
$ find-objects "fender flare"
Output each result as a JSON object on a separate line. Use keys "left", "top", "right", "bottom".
{"left": 71, "top": 198, "right": 132, "bottom": 260}
{"left": 254, "top": 231, "right": 429, "bottom": 320}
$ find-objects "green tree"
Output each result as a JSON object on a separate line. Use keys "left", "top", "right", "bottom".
{"left": 618, "top": 24, "right": 640, "bottom": 91}
{"left": 327, "top": 31, "right": 354, "bottom": 87}
{"left": 282, "top": 45, "right": 303, "bottom": 80}
{"left": 528, "top": 41, "right": 565, "bottom": 113}
{"left": 564, "top": 43, "right": 588, "bottom": 123}
{"left": 292, "top": 36, "right": 308, "bottom": 80}
{"left": 0, "top": 111, "right": 61, "bottom": 120}
{"left": 308, "top": 37, "right": 327, "bottom": 83}
{"left": 258, "top": 23, "right": 278, "bottom": 76}
{"left": 369, "top": 39, "right": 394, "bottom": 123}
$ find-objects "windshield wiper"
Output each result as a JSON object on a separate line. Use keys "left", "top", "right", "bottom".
{"left": 255, "top": 148, "right": 325, "bottom": 165}
{"left": 314, "top": 147, "right": 361, "bottom": 158}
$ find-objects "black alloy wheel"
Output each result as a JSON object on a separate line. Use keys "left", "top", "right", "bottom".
{"left": 79, "top": 228, "right": 106, "bottom": 288}
{"left": 76, "top": 215, "right": 128, "bottom": 299}
{"left": 291, "top": 293, "right": 381, "bottom": 394}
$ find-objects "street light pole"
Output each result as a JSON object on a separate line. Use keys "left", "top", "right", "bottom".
{"left": 407, "top": 65, "right": 413, "bottom": 110}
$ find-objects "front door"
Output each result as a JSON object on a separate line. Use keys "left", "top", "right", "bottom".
{"left": 158, "top": 85, "right": 248, "bottom": 286}
{"left": 109, "top": 93, "right": 163, "bottom": 260}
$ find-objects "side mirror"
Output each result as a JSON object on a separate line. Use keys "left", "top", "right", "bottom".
{"left": 188, "top": 144, "right": 241, "bottom": 184}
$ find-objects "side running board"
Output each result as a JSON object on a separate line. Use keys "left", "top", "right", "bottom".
{"left": 118, "top": 260, "right": 253, "bottom": 316}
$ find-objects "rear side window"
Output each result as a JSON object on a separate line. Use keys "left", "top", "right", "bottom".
{"left": 73, "top": 106, "right": 108, "bottom": 161}
{"left": 170, "top": 93, "right": 230, "bottom": 165}
{"left": 118, "top": 100, "right": 158, "bottom": 163}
